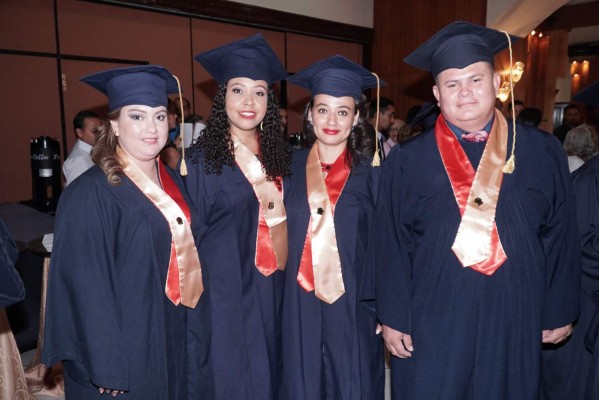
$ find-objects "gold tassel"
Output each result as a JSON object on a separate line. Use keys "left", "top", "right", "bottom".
{"left": 501, "top": 154, "right": 515, "bottom": 173}
{"left": 172, "top": 74, "right": 187, "bottom": 176}
{"left": 500, "top": 30, "right": 517, "bottom": 174}
{"left": 372, "top": 152, "right": 381, "bottom": 167}
{"left": 371, "top": 72, "right": 381, "bottom": 167}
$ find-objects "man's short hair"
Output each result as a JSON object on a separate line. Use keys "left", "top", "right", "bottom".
{"left": 564, "top": 103, "right": 579, "bottom": 113}
{"left": 73, "top": 110, "right": 99, "bottom": 132}
{"left": 369, "top": 97, "right": 394, "bottom": 119}
{"left": 507, "top": 100, "right": 525, "bottom": 112}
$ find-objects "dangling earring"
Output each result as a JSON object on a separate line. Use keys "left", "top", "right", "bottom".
{"left": 260, "top": 121, "right": 264, "bottom": 131}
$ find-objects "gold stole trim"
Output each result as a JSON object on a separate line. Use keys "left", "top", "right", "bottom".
{"left": 305, "top": 144, "right": 348, "bottom": 303}
{"left": 231, "top": 135, "right": 288, "bottom": 272}
{"left": 436, "top": 110, "right": 508, "bottom": 273}
{"left": 116, "top": 146, "right": 203, "bottom": 308}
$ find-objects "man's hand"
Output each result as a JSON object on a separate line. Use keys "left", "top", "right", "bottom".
{"left": 542, "top": 323, "right": 573, "bottom": 344}
{"left": 382, "top": 324, "right": 414, "bottom": 358}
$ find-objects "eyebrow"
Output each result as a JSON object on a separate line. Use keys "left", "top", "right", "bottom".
{"left": 230, "top": 82, "right": 268, "bottom": 91}
{"left": 313, "top": 103, "right": 351, "bottom": 110}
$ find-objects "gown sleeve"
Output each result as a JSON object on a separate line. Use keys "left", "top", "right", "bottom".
{"left": 540, "top": 137, "right": 581, "bottom": 330}
{"left": 0, "top": 219, "right": 25, "bottom": 308}
{"left": 42, "top": 182, "right": 130, "bottom": 391}
{"left": 572, "top": 160, "right": 599, "bottom": 351}
{"left": 374, "top": 150, "right": 413, "bottom": 334}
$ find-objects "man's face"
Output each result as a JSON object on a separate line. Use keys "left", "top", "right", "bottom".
{"left": 77, "top": 117, "right": 101, "bottom": 146}
{"left": 433, "top": 61, "right": 500, "bottom": 132}
{"left": 378, "top": 105, "right": 396, "bottom": 131}
{"left": 564, "top": 108, "right": 580, "bottom": 127}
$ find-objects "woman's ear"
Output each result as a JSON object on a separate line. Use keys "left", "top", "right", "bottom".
{"left": 110, "top": 120, "right": 119, "bottom": 137}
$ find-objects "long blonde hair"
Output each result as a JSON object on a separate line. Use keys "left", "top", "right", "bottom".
{"left": 91, "top": 108, "right": 123, "bottom": 185}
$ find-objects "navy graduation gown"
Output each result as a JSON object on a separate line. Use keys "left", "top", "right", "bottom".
{"left": 280, "top": 148, "right": 384, "bottom": 399}
{"left": 42, "top": 166, "right": 187, "bottom": 399}
{"left": 375, "top": 123, "right": 580, "bottom": 400}
{"left": 0, "top": 219, "right": 25, "bottom": 308}
{"left": 571, "top": 155, "right": 599, "bottom": 399}
{"left": 182, "top": 151, "right": 283, "bottom": 400}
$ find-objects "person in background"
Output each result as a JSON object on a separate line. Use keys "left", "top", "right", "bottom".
{"left": 0, "top": 218, "right": 29, "bottom": 399}
{"left": 517, "top": 107, "right": 543, "bottom": 129}
{"left": 281, "top": 55, "right": 384, "bottom": 399}
{"left": 368, "top": 97, "right": 395, "bottom": 162}
{"left": 42, "top": 65, "right": 202, "bottom": 399}
{"left": 279, "top": 107, "right": 288, "bottom": 137}
{"left": 62, "top": 110, "right": 101, "bottom": 185}
{"left": 375, "top": 21, "right": 579, "bottom": 400}
{"left": 161, "top": 98, "right": 182, "bottom": 169}
{"left": 184, "top": 34, "right": 290, "bottom": 399}
{"left": 563, "top": 124, "right": 597, "bottom": 173}
{"left": 554, "top": 103, "right": 582, "bottom": 143}
{"left": 384, "top": 118, "right": 405, "bottom": 156}
{"left": 507, "top": 99, "right": 525, "bottom": 119}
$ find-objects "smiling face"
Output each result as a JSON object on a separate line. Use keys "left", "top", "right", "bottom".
{"left": 225, "top": 77, "right": 268, "bottom": 137}
{"left": 433, "top": 61, "right": 500, "bottom": 132}
{"left": 309, "top": 94, "right": 359, "bottom": 158}
{"left": 110, "top": 104, "right": 168, "bottom": 166}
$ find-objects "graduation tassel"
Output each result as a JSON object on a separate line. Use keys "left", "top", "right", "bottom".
{"left": 500, "top": 30, "right": 517, "bottom": 174}
{"left": 371, "top": 72, "right": 381, "bottom": 167}
{"left": 173, "top": 75, "right": 188, "bottom": 176}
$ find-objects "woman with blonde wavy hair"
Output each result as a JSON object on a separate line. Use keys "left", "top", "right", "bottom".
{"left": 42, "top": 65, "right": 202, "bottom": 399}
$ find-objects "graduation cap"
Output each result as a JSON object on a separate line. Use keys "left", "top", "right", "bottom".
{"left": 289, "top": 55, "right": 386, "bottom": 166}
{"left": 574, "top": 81, "right": 599, "bottom": 106}
{"left": 410, "top": 102, "right": 440, "bottom": 131}
{"left": 195, "top": 33, "right": 288, "bottom": 84}
{"left": 404, "top": 21, "right": 518, "bottom": 77}
{"left": 288, "top": 55, "right": 384, "bottom": 100}
{"left": 80, "top": 65, "right": 179, "bottom": 112}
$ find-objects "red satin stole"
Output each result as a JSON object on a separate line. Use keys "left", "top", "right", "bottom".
{"left": 297, "top": 149, "right": 350, "bottom": 292}
{"left": 158, "top": 161, "right": 193, "bottom": 304}
{"left": 255, "top": 177, "right": 284, "bottom": 276}
{"left": 435, "top": 115, "right": 507, "bottom": 275}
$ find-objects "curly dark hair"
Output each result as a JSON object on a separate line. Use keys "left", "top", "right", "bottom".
{"left": 188, "top": 84, "right": 291, "bottom": 180}
{"left": 303, "top": 98, "right": 374, "bottom": 170}
{"left": 92, "top": 108, "right": 123, "bottom": 186}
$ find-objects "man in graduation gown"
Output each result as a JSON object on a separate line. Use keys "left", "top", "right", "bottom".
{"left": 374, "top": 21, "right": 580, "bottom": 400}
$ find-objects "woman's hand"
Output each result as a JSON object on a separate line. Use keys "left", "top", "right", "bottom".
{"left": 99, "top": 387, "right": 125, "bottom": 397}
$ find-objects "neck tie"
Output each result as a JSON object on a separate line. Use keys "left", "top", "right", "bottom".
{"left": 461, "top": 130, "right": 488, "bottom": 142}
{"left": 378, "top": 137, "right": 386, "bottom": 161}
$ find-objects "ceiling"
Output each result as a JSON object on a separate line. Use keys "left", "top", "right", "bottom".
{"left": 545, "top": 0, "right": 599, "bottom": 47}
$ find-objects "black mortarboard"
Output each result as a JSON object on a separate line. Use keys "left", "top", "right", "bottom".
{"left": 410, "top": 102, "right": 440, "bottom": 131}
{"left": 195, "top": 34, "right": 288, "bottom": 84}
{"left": 404, "top": 21, "right": 518, "bottom": 77}
{"left": 80, "top": 65, "right": 179, "bottom": 112}
{"left": 288, "top": 55, "right": 384, "bottom": 100}
{"left": 574, "top": 81, "right": 599, "bottom": 106}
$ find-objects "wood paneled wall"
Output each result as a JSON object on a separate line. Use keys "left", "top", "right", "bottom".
{"left": 0, "top": 0, "right": 363, "bottom": 203}
{"left": 371, "top": 0, "right": 487, "bottom": 122}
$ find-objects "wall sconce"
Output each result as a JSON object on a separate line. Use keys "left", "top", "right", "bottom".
{"left": 497, "top": 81, "right": 511, "bottom": 102}
{"left": 510, "top": 61, "right": 525, "bottom": 83}
{"left": 496, "top": 61, "right": 525, "bottom": 102}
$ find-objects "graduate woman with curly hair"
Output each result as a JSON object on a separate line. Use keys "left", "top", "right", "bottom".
{"left": 182, "top": 34, "right": 290, "bottom": 399}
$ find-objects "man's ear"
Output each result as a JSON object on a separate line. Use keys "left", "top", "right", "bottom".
{"left": 432, "top": 85, "right": 440, "bottom": 103}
